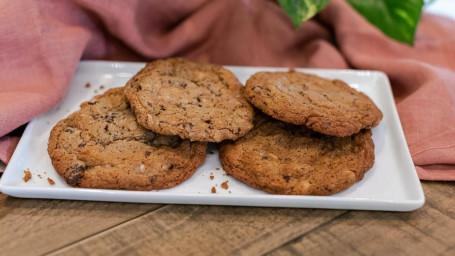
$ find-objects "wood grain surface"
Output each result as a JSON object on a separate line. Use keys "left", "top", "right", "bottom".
{"left": 0, "top": 182, "right": 453, "bottom": 256}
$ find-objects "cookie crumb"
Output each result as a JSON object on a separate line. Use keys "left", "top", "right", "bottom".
{"left": 100, "top": 85, "right": 105, "bottom": 90}
{"left": 47, "top": 177, "right": 55, "bottom": 185}
{"left": 211, "top": 186, "right": 216, "bottom": 193}
{"left": 210, "top": 173, "right": 214, "bottom": 180}
{"left": 216, "top": 167, "right": 220, "bottom": 170}
{"left": 37, "top": 174, "right": 42, "bottom": 179}
{"left": 221, "top": 180, "right": 229, "bottom": 190}
{"left": 23, "top": 169, "right": 32, "bottom": 182}
{"left": 288, "top": 67, "right": 296, "bottom": 72}
{"left": 209, "top": 151, "right": 214, "bottom": 154}
{"left": 229, "top": 191, "right": 232, "bottom": 194}
{"left": 85, "top": 82, "right": 91, "bottom": 88}
{"left": 94, "top": 89, "right": 98, "bottom": 93}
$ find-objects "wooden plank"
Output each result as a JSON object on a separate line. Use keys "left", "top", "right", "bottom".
{"left": 422, "top": 181, "right": 455, "bottom": 217}
{"left": 0, "top": 194, "right": 162, "bottom": 256}
{"left": 267, "top": 182, "right": 455, "bottom": 256}
{"left": 49, "top": 205, "right": 345, "bottom": 256}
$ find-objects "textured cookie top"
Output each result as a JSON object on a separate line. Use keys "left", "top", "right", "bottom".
{"left": 124, "top": 58, "right": 254, "bottom": 142}
{"left": 245, "top": 71, "right": 383, "bottom": 137}
{"left": 219, "top": 114, "right": 375, "bottom": 195}
{"left": 48, "top": 88, "right": 207, "bottom": 190}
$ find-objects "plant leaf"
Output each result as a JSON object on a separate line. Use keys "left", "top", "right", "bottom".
{"left": 346, "top": 0, "right": 424, "bottom": 45}
{"left": 278, "top": 0, "right": 331, "bottom": 29}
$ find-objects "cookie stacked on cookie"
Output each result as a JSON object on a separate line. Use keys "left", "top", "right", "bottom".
{"left": 219, "top": 71, "right": 382, "bottom": 195}
{"left": 124, "top": 58, "right": 254, "bottom": 142}
{"left": 48, "top": 58, "right": 255, "bottom": 190}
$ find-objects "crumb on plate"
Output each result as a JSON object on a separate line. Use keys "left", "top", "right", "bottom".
{"left": 211, "top": 186, "right": 216, "bottom": 193}
{"left": 23, "top": 169, "right": 32, "bottom": 182}
{"left": 47, "top": 177, "right": 55, "bottom": 185}
{"left": 221, "top": 180, "right": 229, "bottom": 190}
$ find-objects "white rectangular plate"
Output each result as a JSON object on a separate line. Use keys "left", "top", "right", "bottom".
{"left": 0, "top": 61, "right": 424, "bottom": 211}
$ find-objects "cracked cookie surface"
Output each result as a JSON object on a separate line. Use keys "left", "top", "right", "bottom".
{"left": 219, "top": 114, "right": 375, "bottom": 195}
{"left": 124, "top": 58, "right": 254, "bottom": 142}
{"left": 245, "top": 71, "right": 382, "bottom": 137}
{"left": 48, "top": 88, "right": 207, "bottom": 190}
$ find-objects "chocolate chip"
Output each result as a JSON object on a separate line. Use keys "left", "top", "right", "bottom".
{"left": 66, "top": 165, "right": 86, "bottom": 186}
{"left": 78, "top": 143, "right": 86, "bottom": 148}
{"left": 283, "top": 175, "right": 291, "bottom": 183}
{"left": 204, "top": 120, "right": 212, "bottom": 124}
{"left": 168, "top": 164, "right": 174, "bottom": 171}
{"left": 145, "top": 151, "right": 151, "bottom": 157}
{"left": 64, "top": 129, "right": 74, "bottom": 134}
{"left": 262, "top": 156, "right": 268, "bottom": 160}
{"left": 104, "top": 125, "right": 108, "bottom": 132}
{"left": 104, "top": 112, "right": 118, "bottom": 123}
{"left": 197, "top": 96, "right": 201, "bottom": 102}
{"left": 147, "top": 102, "right": 153, "bottom": 108}
{"left": 88, "top": 101, "right": 97, "bottom": 105}
{"left": 136, "top": 85, "right": 142, "bottom": 91}
{"left": 160, "top": 105, "right": 166, "bottom": 111}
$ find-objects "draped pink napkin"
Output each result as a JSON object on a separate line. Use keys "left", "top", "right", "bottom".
{"left": 1, "top": 0, "right": 454, "bottom": 180}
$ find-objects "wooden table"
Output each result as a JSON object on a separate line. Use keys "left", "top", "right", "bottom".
{"left": 0, "top": 180, "right": 453, "bottom": 256}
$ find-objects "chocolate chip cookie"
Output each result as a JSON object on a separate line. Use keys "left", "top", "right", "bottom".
{"left": 48, "top": 88, "right": 207, "bottom": 190}
{"left": 219, "top": 114, "right": 375, "bottom": 195}
{"left": 124, "top": 58, "right": 254, "bottom": 142}
{"left": 245, "top": 71, "right": 382, "bottom": 137}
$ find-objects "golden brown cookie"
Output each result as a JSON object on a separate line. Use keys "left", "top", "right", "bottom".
{"left": 124, "top": 58, "right": 254, "bottom": 142}
{"left": 48, "top": 88, "right": 207, "bottom": 190}
{"left": 219, "top": 114, "right": 375, "bottom": 195}
{"left": 245, "top": 71, "right": 382, "bottom": 137}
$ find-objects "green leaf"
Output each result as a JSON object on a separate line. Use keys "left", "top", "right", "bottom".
{"left": 278, "top": 0, "right": 331, "bottom": 29}
{"left": 346, "top": 0, "right": 424, "bottom": 45}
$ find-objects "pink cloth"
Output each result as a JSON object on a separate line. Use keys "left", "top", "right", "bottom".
{"left": 0, "top": 0, "right": 454, "bottom": 180}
